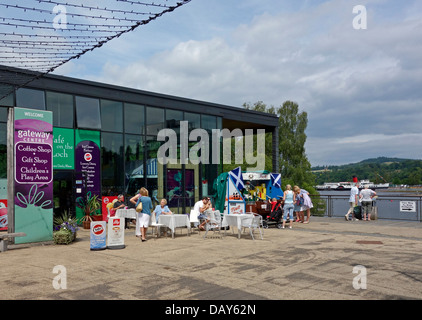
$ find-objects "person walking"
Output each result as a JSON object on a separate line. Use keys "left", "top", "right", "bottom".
{"left": 282, "top": 184, "right": 295, "bottom": 229}
{"left": 345, "top": 183, "right": 359, "bottom": 221}
{"left": 135, "top": 187, "right": 153, "bottom": 241}
{"left": 359, "top": 185, "right": 376, "bottom": 221}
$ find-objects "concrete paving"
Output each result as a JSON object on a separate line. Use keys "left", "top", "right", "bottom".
{"left": 1, "top": 216, "right": 422, "bottom": 300}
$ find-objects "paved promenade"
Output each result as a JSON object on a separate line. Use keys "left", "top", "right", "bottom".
{"left": 1, "top": 216, "right": 422, "bottom": 300}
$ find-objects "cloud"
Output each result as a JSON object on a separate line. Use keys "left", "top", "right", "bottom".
{"left": 307, "top": 133, "right": 422, "bottom": 166}
{"left": 55, "top": 0, "right": 422, "bottom": 166}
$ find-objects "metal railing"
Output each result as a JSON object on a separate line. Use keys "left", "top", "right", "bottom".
{"left": 310, "top": 194, "right": 422, "bottom": 222}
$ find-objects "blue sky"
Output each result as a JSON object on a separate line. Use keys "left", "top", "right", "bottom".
{"left": 48, "top": 0, "right": 422, "bottom": 166}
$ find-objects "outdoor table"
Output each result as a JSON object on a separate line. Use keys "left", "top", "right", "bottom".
{"left": 222, "top": 213, "right": 254, "bottom": 239}
{"left": 115, "top": 208, "right": 137, "bottom": 219}
{"left": 158, "top": 214, "right": 191, "bottom": 238}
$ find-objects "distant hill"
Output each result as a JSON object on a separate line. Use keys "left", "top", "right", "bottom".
{"left": 312, "top": 157, "right": 422, "bottom": 186}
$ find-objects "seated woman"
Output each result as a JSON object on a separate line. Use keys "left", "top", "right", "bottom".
{"left": 154, "top": 198, "right": 172, "bottom": 223}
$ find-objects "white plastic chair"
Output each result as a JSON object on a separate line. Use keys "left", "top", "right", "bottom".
{"left": 241, "top": 214, "right": 263, "bottom": 240}
{"left": 203, "top": 210, "right": 223, "bottom": 239}
{"left": 150, "top": 211, "right": 166, "bottom": 238}
{"left": 190, "top": 209, "right": 202, "bottom": 234}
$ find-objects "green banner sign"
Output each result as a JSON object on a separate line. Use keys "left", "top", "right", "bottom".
{"left": 53, "top": 128, "right": 75, "bottom": 169}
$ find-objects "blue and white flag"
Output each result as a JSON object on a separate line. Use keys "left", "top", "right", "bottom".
{"left": 271, "top": 173, "right": 281, "bottom": 188}
{"left": 229, "top": 166, "right": 245, "bottom": 190}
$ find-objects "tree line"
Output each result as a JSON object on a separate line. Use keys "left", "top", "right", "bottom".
{"left": 312, "top": 157, "right": 422, "bottom": 186}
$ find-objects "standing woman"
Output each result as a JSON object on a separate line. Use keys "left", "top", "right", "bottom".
{"left": 135, "top": 187, "right": 153, "bottom": 242}
{"left": 359, "top": 185, "right": 376, "bottom": 221}
{"left": 282, "top": 184, "right": 295, "bottom": 229}
{"left": 294, "top": 186, "right": 313, "bottom": 224}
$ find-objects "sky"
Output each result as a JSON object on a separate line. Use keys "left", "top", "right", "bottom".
{"left": 49, "top": 0, "right": 422, "bottom": 167}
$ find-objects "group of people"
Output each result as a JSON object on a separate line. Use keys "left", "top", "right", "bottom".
{"left": 114, "top": 187, "right": 173, "bottom": 242}
{"left": 112, "top": 184, "right": 315, "bottom": 239}
{"left": 279, "top": 185, "right": 314, "bottom": 229}
{"left": 345, "top": 183, "right": 377, "bottom": 221}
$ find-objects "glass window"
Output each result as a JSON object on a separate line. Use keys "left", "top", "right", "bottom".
{"left": 146, "top": 107, "right": 164, "bottom": 136}
{"left": 124, "top": 103, "right": 144, "bottom": 135}
{"left": 0, "top": 123, "right": 6, "bottom": 179}
{"left": 0, "top": 107, "right": 8, "bottom": 123}
{"left": 101, "top": 132, "right": 124, "bottom": 195}
{"left": 124, "top": 134, "right": 144, "bottom": 197}
{"left": 184, "top": 112, "right": 200, "bottom": 132}
{"left": 16, "top": 88, "right": 45, "bottom": 110}
{"left": 217, "top": 117, "right": 222, "bottom": 130}
{"left": 146, "top": 135, "right": 161, "bottom": 204}
{"left": 101, "top": 99, "right": 123, "bottom": 132}
{"left": 75, "top": 96, "right": 101, "bottom": 130}
{"left": 0, "top": 85, "right": 14, "bottom": 107}
{"left": 46, "top": 91, "right": 74, "bottom": 128}
{"left": 201, "top": 114, "right": 217, "bottom": 133}
{"left": 166, "top": 109, "right": 183, "bottom": 137}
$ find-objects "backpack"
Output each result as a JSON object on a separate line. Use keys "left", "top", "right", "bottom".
{"left": 353, "top": 206, "right": 362, "bottom": 219}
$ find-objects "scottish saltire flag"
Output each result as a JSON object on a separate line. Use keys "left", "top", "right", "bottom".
{"left": 229, "top": 166, "right": 245, "bottom": 190}
{"left": 271, "top": 173, "right": 281, "bottom": 188}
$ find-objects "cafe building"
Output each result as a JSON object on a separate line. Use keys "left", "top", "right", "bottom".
{"left": 0, "top": 65, "right": 279, "bottom": 239}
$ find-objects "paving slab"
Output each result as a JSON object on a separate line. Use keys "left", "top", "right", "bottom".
{"left": 1, "top": 216, "right": 422, "bottom": 300}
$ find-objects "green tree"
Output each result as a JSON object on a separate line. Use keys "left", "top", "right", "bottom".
{"left": 277, "top": 101, "right": 315, "bottom": 191}
{"left": 243, "top": 100, "right": 316, "bottom": 193}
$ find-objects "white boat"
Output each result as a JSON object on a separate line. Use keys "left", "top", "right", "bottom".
{"left": 316, "top": 180, "right": 390, "bottom": 190}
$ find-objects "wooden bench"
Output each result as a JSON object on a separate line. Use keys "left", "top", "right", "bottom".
{"left": 0, "top": 232, "right": 27, "bottom": 252}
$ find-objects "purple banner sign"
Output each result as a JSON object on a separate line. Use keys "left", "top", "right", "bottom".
{"left": 75, "top": 132, "right": 101, "bottom": 197}
{"left": 14, "top": 108, "right": 53, "bottom": 244}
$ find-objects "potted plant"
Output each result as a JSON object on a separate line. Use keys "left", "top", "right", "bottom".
{"left": 53, "top": 212, "right": 79, "bottom": 244}
{"left": 76, "top": 192, "right": 102, "bottom": 229}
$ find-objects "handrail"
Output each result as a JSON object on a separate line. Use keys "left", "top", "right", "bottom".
{"left": 309, "top": 193, "right": 422, "bottom": 222}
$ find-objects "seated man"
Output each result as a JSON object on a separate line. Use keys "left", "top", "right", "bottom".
{"left": 113, "top": 194, "right": 128, "bottom": 227}
{"left": 193, "top": 197, "right": 212, "bottom": 231}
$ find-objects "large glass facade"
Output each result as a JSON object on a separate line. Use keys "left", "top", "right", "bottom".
{"left": 1, "top": 85, "right": 225, "bottom": 216}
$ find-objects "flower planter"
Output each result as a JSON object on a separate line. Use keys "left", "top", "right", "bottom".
{"left": 92, "top": 215, "right": 103, "bottom": 221}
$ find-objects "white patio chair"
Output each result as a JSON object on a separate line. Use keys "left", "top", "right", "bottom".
{"left": 203, "top": 210, "right": 223, "bottom": 239}
{"left": 190, "top": 209, "right": 202, "bottom": 234}
{"left": 150, "top": 212, "right": 166, "bottom": 238}
{"left": 241, "top": 214, "right": 263, "bottom": 240}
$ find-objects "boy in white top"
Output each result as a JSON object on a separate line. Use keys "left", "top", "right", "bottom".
{"left": 345, "top": 183, "right": 359, "bottom": 221}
